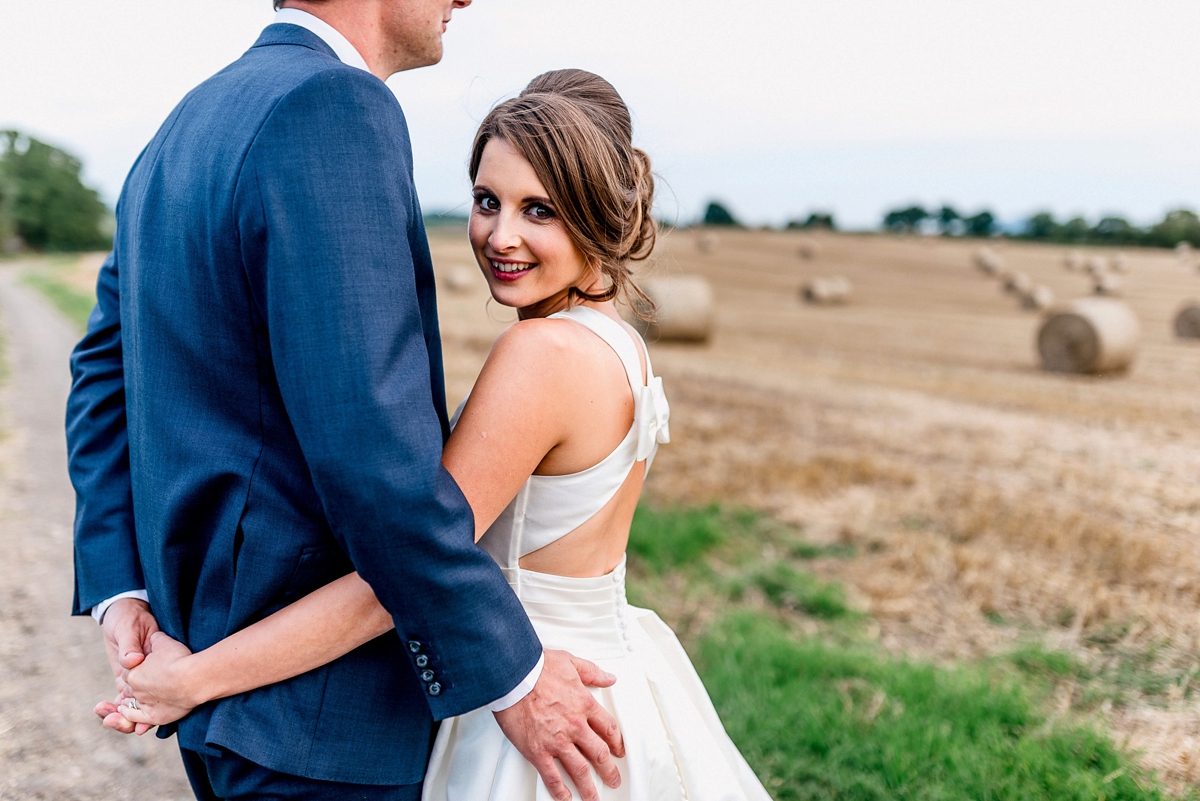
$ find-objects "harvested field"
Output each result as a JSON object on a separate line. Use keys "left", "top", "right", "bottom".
{"left": 11, "top": 230, "right": 1200, "bottom": 793}
{"left": 430, "top": 228, "right": 1200, "bottom": 791}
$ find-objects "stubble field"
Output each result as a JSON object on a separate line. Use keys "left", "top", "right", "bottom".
{"left": 429, "top": 226, "right": 1200, "bottom": 792}
{"left": 4, "top": 229, "right": 1199, "bottom": 798}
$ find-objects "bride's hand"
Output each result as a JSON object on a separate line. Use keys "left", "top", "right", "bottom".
{"left": 112, "top": 631, "right": 201, "bottom": 729}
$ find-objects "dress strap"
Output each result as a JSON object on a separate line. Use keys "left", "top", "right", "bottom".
{"left": 550, "top": 305, "right": 669, "bottom": 463}
{"left": 549, "top": 306, "right": 646, "bottom": 390}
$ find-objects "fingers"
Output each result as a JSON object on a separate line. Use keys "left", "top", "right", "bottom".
{"left": 587, "top": 702, "right": 625, "bottom": 761}
{"left": 558, "top": 745, "right": 602, "bottom": 801}
{"left": 102, "top": 710, "right": 136, "bottom": 735}
{"left": 116, "top": 622, "right": 147, "bottom": 671}
{"left": 531, "top": 755, "right": 573, "bottom": 801}
{"left": 574, "top": 723, "right": 621, "bottom": 790}
{"left": 118, "top": 704, "right": 152, "bottom": 726}
{"left": 569, "top": 655, "right": 617, "bottom": 688}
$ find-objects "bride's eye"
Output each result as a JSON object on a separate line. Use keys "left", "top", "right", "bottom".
{"left": 474, "top": 194, "right": 499, "bottom": 212}
{"left": 529, "top": 203, "right": 555, "bottom": 220}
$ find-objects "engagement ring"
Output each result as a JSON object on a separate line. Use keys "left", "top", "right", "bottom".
{"left": 125, "top": 698, "right": 139, "bottom": 711}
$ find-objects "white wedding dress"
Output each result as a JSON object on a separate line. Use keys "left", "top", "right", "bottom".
{"left": 423, "top": 306, "right": 772, "bottom": 801}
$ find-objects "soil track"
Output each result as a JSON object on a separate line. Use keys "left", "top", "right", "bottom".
{"left": 0, "top": 267, "right": 190, "bottom": 800}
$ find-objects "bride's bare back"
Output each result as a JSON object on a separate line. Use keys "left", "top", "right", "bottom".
{"left": 444, "top": 307, "right": 650, "bottom": 579}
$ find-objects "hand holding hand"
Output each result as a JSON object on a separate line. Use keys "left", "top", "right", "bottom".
{"left": 97, "top": 597, "right": 159, "bottom": 735}
{"left": 493, "top": 650, "right": 624, "bottom": 801}
{"left": 115, "top": 631, "right": 198, "bottom": 728}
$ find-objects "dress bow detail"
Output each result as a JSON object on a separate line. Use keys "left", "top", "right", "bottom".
{"left": 634, "top": 375, "right": 671, "bottom": 462}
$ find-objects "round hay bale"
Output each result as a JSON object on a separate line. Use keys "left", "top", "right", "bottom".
{"left": 1174, "top": 302, "right": 1200, "bottom": 339}
{"left": 695, "top": 231, "right": 719, "bottom": 253}
{"left": 801, "top": 276, "right": 852, "bottom": 305}
{"left": 1092, "top": 272, "right": 1123, "bottom": 296}
{"left": 442, "top": 264, "right": 478, "bottom": 293}
{"left": 796, "top": 238, "right": 821, "bottom": 260}
{"left": 1110, "top": 252, "right": 1129, "bottom": 273}
{"left": 1064, "top": 250, "right": 1083, "bottom": 271}
{"left": 1037, "top": 298, "right": 1139, "bottom": 374}
{"left": 1002, "top": 270, "right": 1032, "bottom": 295}
{"left": 974, "top": 247, "right": 1004, "bottom": 275}
{"left": 630, "top": 276, "right": 715, "bottom": 343}
{"left": 1084, "top": 255, "right": 1108, "bottom": 276}
{"left": 1020, "top": 284, "right": 1056, "bottom": 311}
{"left": 1176, "top": 242, "right": 1193, "bottom": 262}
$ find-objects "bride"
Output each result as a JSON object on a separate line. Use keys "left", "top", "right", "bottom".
{"left": 112, "top": 69, "right": 771, "bottom": 801}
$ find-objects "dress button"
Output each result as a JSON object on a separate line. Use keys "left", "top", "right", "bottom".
{"left": 415, "top": 655, "right": 429, "bottom": 668}
{"left": 618, "top": 621, "right": 627, "bottom": 630}
{"left": 428, "top": 682, "right": 442, "bottom": 696}
{"left": 626, "top": 644, "right": 634, "bottom": 652}
{"left": 421, "top": 669, "right": 436, "bottom": 683}
{"left": 407, "top": 641, "right": 421, "bottom": 654}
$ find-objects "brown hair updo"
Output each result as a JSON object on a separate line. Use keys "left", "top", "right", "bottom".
{"left": 469, "top": 69, "right": 656, "bottom": 310}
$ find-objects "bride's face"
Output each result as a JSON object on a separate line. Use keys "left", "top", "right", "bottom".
{"left": 469, "top": 138, "right": 599, "bottom": 318}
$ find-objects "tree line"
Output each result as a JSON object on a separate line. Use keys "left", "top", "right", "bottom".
{"left": 881, "top": 202, "right": 1200, "bottom": 248}
{"left": 1, "top": 130, "right": 113, "bottom": 253}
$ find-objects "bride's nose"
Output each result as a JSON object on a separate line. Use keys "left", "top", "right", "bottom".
{"left": 488, "top": 211, "right": 521, "bottom": 252}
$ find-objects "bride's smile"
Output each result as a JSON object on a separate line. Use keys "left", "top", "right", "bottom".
{"left": 469, "top": 137, "right": 603, "bottom": 318}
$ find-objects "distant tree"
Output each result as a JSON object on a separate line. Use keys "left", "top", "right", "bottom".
{"left": 1059, "top": 217, "right": 1090, "bottom": 243}
{"left": 1023, "top": 211, "right": 1059, "bottom": 240}
{"left": 0, "top": 130, "right": 112, "bottom": 251}
{"left": 1091, "top": 216, "right": 1141, "bottom": 245}
{"left": 703, "top": 201, "right": 739, "bottom": 227}
{"left": 786, "top": 212, "right": 836, "bottom": 231}
{"left": 963, "top": 210, "right": 995, "bottom": 237}
{"left": 0, "top": 171, "right": 14, "bottom": 250}
{"left": 882, "top": 205, "right": 928, "bottom": 233}
{"left": 936, "top": 205, "right": 961, "bottom": 235}
{"left": 1148, "top": 208, "right": 1200, "bottom": 248}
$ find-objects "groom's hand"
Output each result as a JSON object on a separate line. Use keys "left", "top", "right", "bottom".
{"left": 493, "top": 649, "right": 624, "bottom": 801}
{"left": 98, "top": 598, "right": 159, "bottom": 735}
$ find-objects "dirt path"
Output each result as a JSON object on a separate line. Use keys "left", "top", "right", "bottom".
{"left": 0, "top": 266, "right": 190, "bottom": 800}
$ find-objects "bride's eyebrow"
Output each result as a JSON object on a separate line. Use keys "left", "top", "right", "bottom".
{"left": 524, "top": 196, "right": 553, "bottom": 206}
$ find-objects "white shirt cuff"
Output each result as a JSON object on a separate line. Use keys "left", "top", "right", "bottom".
{"left": 91, "top": 590, "right": 149, "bottom": 624}
{"left": 486, "top": 653, "right": 545, "bottom": 712}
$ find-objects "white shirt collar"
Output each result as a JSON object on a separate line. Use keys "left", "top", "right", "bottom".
{"left": 274, "top": 7, "right": 372, "bottom": 74}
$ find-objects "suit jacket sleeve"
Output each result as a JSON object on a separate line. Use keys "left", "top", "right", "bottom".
{"left": 66, "top": 249, "right": 145, "bottom": 615}
{"left": 236, "top": 69, "right": 542, "bottom": 719}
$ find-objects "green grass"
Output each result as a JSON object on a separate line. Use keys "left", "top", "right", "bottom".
{"left": 695, "top": 613, "right": 1168, "bottom": 801}
{"left": 627, "top": 503, "right": 728, "bottom": 573}
{"left": 22, "top": 271, "right": 95, "bottom": 331}
{"left": 750, "top": 561, "right": 854, "bottom": 620}
{"left": 624, "top": 503, "right": 1183, "bottom": 800}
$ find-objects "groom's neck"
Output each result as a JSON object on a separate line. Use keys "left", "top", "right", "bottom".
{"left": 280, "top": 0, "right": 439, "bottom": 80}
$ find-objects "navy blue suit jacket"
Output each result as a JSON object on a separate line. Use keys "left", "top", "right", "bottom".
{"left": 66, "top": 24, "right": 541, "bottom": 785}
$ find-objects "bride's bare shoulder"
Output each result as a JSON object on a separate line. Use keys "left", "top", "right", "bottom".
{"left": 485, "top": 316, "right": 603, "bottom": 369}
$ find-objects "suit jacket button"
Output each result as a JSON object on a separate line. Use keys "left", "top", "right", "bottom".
{"left": 428, "top": 682, "right": 442, "bottom": 696}
{"left": 407, "top": 641, "right": 421, "bottom": 653}
{"left": 415, "top": 655, "right": 429, "bottom": 668}
{"left": 420, "top": 669, "right": 436, "bottom": 683}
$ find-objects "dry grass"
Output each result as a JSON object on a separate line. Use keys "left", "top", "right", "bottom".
{"left": 59, "top": 230, "right": 1200, "bottom": 791}
{"left": 426, "top": 227, "right": 1200, "bottom": 791}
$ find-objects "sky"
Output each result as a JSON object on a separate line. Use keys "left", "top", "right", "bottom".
{"left": 2, "top": 0, "right": 1198, "bottom": 229}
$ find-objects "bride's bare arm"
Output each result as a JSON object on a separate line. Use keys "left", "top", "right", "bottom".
{"left": 113, "top": 322, "right": 571, "bottom": 728}
{"left": 112, "top": 572, "right": 392, "bottom": 727}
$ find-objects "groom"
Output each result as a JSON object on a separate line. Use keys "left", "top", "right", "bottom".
{"left": 67, "top": 2, "right": 623, "bottom": 799}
